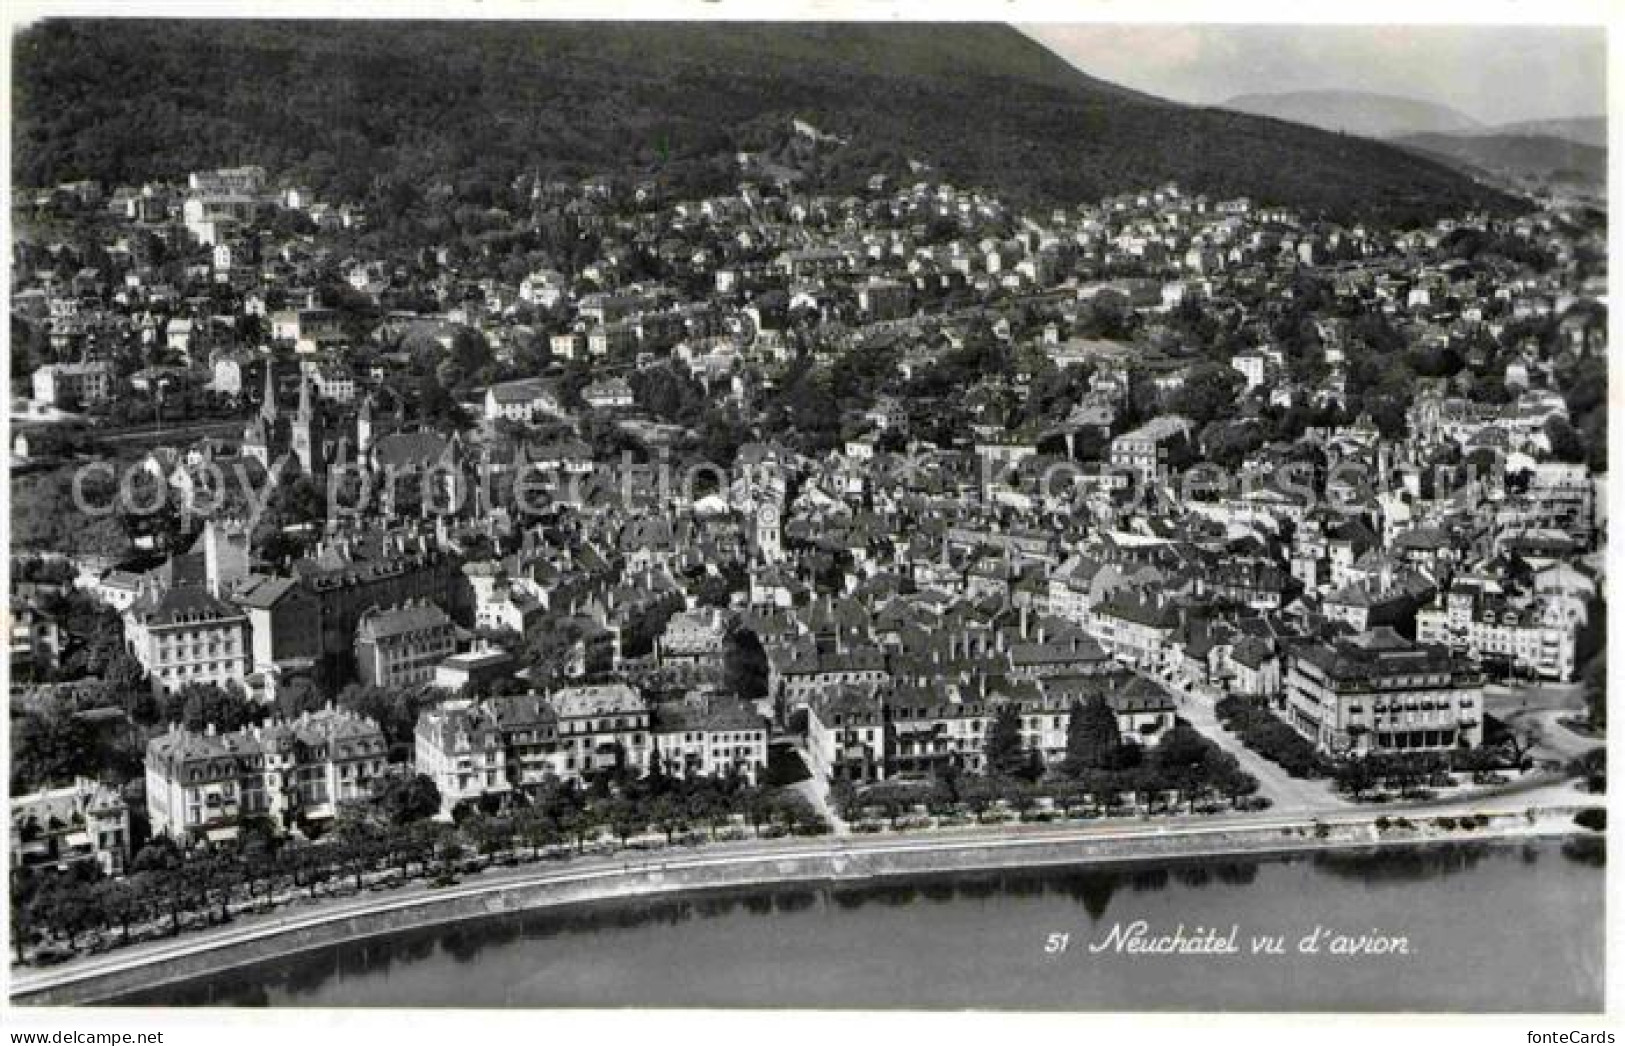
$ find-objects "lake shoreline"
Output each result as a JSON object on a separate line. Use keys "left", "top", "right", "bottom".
{"left": 11, "top": 807, "right": 1595, "bottom": 1006}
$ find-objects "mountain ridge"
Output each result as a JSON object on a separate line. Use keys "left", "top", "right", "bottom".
{"left": 1392, "top": 132, "right": 1605, "bottom": 195}
{"left": 1222, "top": 89, "right": 1484, "bottom": 138}
{"left": 1487, "top": 116, "right": 1606, "bottom": 148}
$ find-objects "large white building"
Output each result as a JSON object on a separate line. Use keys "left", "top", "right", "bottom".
{"left": 1416, "top": 587, "right": 1586, "bottom": 683}
{"left": 1284, "top": 628, "right": 1484, "bottom": 756}
{"left": 656, "top": 608, "right": 730, "bottom": 668}
{"left": 484, "top": 379, "right": 559, "bottom": 423}
{"left": 124, "top": 585, "right": 253, "bottom": 695}
{"left": 32, "top": 361, "right": 114, "bottom": 408}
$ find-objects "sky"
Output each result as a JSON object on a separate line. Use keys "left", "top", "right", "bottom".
{"left": 1021, "top": 24, "right": 1606, "bottom": 125}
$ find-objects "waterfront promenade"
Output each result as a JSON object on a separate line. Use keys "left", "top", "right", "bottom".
{"left": 10, "top": 787, "right": 1595, "bottom": 1006}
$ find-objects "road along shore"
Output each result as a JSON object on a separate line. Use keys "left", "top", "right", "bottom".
{"left": 10, "top": 806, "right": 1595, "bottom": 1006}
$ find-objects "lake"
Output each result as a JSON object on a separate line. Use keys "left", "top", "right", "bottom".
{"left": 114, "top": 837, "right": 1604, "bottom": 1011}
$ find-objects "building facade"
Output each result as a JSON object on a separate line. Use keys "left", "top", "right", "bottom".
{"left": 10, "top": 778, "right": 130, "bottom": 876}
{"left": 32, "top": 361, "right": 114, "bottom": 408}
{"left": 1283, "top": 628, "right": 1484, "bottom": 756}
{"left": 145, "top": 707, "right": 388, "bottom": 841}
{"left": 650, "top": 690, "right": 771, "bottom": 782}
{"left": 123, "top": 585, "right": 253, "bottom": 695}
{"left": 355, "top": 600, "right": 458, "bottom": 689}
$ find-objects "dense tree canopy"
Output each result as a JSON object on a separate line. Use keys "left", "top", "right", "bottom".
{"left": 15, "top": 23, "right": 1517, "bottom": 227}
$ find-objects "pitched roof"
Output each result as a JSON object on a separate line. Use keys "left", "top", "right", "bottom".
{"left": 128, "top": 584, "right": 244, "bottom": 626}
{"left": 356, "top": 600, "right": 453, "bottom": 640}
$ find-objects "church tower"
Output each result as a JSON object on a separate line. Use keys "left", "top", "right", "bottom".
{"left": 291, "top": 373, "right": 324, "bottom": 476}
{"left": 755, "top": 501, "right": 783, "bottom": 563}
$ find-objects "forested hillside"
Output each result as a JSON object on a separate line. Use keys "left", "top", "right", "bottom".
{"left": 14, "top": 21, "right": 1518, "bottom": 225}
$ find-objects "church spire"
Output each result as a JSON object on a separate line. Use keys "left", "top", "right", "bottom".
{"left": 357, "top": 393, "right": 375, "bottom": 457}
{"left": 291, "top": 372, "right": 323, "bottom": 476}
{"left": 260, "top": 361, "right": 279, "bottom": 424}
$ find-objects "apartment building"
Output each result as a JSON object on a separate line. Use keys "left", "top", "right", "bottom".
{"left": 10, "top": 778, "right": 131, "bottom": 876}
{"left": 1109, "top": 415, "right": 1193, "bottom": 483}
{"left": 551, "top": 682, "right": 652, "bottom": 779}
{"left": 355, "top": 600, "right": 458, "bottom": 688}
{"left": 650, "top": 690, "right": 771, "bottom": 783}
{"left": 416, "top": 693, "right": 559, "bottom": 814}
{"left": 1416, "top": 589, "right": 1584, "bottom": 683}
{"left": 806, "top": 685, "right": 888, "bottom": 784}
{"left": 145, "top": 707, "right": 388, "bottom": 840}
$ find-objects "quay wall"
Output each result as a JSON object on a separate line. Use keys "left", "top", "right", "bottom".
{"left": 13, "top": 813, "right": 1581, "bottom": 1006}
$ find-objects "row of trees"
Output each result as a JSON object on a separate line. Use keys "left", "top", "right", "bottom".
{"left": 11, "top": 765, "right": 829, "bottom": 963}
{"left": 1214, "top": 696, "right": 1330, "bottom": 778}
{"left": 1333, "top": 750, "right": 1487, "bottom": 800}
{"left": 843, "top": 699, "right": 1263, "bottom": 821}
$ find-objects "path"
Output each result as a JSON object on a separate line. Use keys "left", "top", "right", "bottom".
{"left": 1510, "top": 707, "right": 1605, "bottom": 764}
{"left": 783, "top": 739, "right": 845, "bottom": 834}
{"left": 1163, "top": 675, "right": 1346, "bottom": 816}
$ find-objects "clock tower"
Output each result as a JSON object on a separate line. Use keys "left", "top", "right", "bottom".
{"left": 755, "top": 502, "right": 783, "bottom": 563}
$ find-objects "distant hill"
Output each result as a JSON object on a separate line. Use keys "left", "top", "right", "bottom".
{"left": 13, "top": 21, "right": 1518, "bottom": 226}
{"left": 1392, "top": 132, "right": 1606, "bottom": 194}
{"left": 1486, "top": 116, "right": 1606, "bottom": 148}
{"left": 1223, "top": 89, "right": 1484, "bottom": 139}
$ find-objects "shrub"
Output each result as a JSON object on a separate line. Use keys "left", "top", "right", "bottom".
{"left": 1562, "top": 834, "right": 1606, "bottom": 866}
{"left": 1575, "top": 808, "right": 1607, "bottom": 832}
{"left": 1434, "top": 816, "right": 1457, "bottom": 830}
{"left": 1374, "top": 816, "right": 1391, "bottom": 831}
